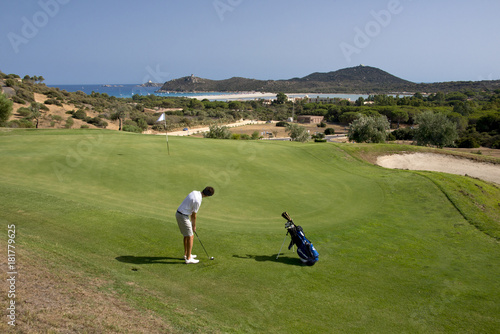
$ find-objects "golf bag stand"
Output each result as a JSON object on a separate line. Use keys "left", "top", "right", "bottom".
{"left": 278, "top": 212, "right": 319, "bottom": 266}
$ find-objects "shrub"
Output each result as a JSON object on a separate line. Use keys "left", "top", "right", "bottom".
{"left": 152, "top": 123, "right": 165, "bottom": 131}
{"left": 5, "top": 79, "right": 17, "bottom": 87}
{"left": 11, "top": 96, "right": 26, "bottom": 104}
{"left": 44, "top": 98, "right": 62, "bottom": 106}
{"left": 15, "top": 88, "right": 34, "bottom": 103}
{"left": 73, "top": 109, "right": 87, "bottom": 120}
{"left": 392, "top": 127, "right": 415, "bottom": 140}
{"left": 8, "top": 119, "right": 34, "bottom": 128}
{"left": 0, "top": 92, "right": 13, "bottom": 125}
{"left": 46, "top": 91, "right": 64, "bottom": 99}
{"left": 312, "top": 132, "right": 325, "bottom": 140}
{"left": 492, "top": 139, "right": 500, "bottom": 149}
{"left": 17, "top": 107, "right": 31, "bottom": 117}
{"left": 122, "top": 124, "right": 142, "bottom": 133}
{"left": 324, "top": 128, "right": 335, "bottom": 135}
{"left": 87, "top": 117, "right": 108, "bottom": 128}
{"left": 51, "top": 115, "right": 63, "bottom": 122}
{"left": 204, "top": 125, "right": 232, "bottom": 139}
{"left": 456, "top": 136, "right": 480, "bottom": 148}
{"left": 286, "top": 123, "right": 310, "bottom": 142}
{"left": 386, "top": 132, "right": 396, "bottom": 141}
{"left": 317, "top": 122, "right": 326, "bottom": 128}
{"left": 348, "top": 115, "right": 390, "bottom": 143}
{"left": 136, "top": 118, "right": 148, "bottom": 130}
{"left": 276, "top": 121, "right": 288, "bottom": 127}
{"left": 65, "top": 117, "right": 74, "bottom": 129}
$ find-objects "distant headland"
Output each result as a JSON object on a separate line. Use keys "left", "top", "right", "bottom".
{"left": 157, "top": 65, "right": 500, "bottom": 94}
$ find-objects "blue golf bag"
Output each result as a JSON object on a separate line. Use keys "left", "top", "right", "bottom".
{"left": 281, "top": 212, "right": 319, "bottom": 266}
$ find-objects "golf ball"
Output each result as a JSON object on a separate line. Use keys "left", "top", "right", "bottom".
{"left": 210, "top": 257, "right": 214, "bottom": 260}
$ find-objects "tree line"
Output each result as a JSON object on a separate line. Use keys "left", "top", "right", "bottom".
{"left": 1, "top": 70, "right": 499, "bottom": 149}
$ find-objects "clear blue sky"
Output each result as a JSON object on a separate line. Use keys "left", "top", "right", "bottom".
{"left": 1, "top": 0, "right": 499, "bottom": 85}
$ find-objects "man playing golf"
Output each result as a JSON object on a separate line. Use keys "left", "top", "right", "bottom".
{"left": 176, "top": 186, "right": 215, "bottom": 264}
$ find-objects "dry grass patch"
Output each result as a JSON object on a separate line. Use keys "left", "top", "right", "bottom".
{"left": 0, "top": 247, "right": 173, "bottom": 334}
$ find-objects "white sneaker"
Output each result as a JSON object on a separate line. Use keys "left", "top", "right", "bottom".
{"left": 184, "top": 254, "right": 197, "bottom": 260}
{"left": 185, "top": 257, "right": 199, "bottom": 264}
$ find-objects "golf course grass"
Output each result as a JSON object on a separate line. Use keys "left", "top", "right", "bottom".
{"left": 1, "top": 129, "right": 499, "bottom": 333}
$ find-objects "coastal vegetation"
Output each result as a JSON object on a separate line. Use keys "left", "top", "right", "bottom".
{"left": 1, "top": 69, "right": 499, "bottom": 150}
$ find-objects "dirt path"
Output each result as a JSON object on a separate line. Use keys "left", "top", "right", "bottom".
{"left": 377, "top": 153, "right": 500, "bottom": 185}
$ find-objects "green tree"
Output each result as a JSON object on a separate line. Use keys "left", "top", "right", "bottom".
{"left": 476, "top": 113, "right": 500, "bottom": 133}
{"left": 286, "top": 123, "right": 310, "bottom": 142}
{"left": 355, "top": 97, "right": 365, "bottom": 106}
{"left": 348, "top": 115, "right": 390, "bottom": 143}
{"left": 29, "top": 103, "right": 42, "bottom": 128}
{"left": 275, "top": 92, "right": 288, "bottom": 105}
{"left": 0, "top": 92, "right": 13, "bottom": 125}
{"left": 111, "top": 104, "right": 131, "bottom": 131}
{"left": 391, "top": 109, "right": 409, "bottom": 128}
{"left": 453, "top": 101, "right": 474, "bottom": 116}
{"left": 188, "top": 99, "right": 204, "bottom": 109}
{"left": 324, "top": 128, "right": 335, "bottom": 135}
{"left": 338, "top": 111, "right": 361, "bottom": 124}
{"left": 228, "top": 101, "right": 242, "bottom": 110}
{"left": 414, "top": 111, "right": 458, "bottom": 148}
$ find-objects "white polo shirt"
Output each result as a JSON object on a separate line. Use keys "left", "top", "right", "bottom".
{"left": 177, "top": 191, "right": 202, "bottom": 216}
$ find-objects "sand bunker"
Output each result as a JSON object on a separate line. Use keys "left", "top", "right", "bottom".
{"left": 377, "top": 153, "right": 500, "bottom": 185}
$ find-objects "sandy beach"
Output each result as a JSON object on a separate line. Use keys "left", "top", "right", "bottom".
{"left": 192, "top": 92, "right": 278, "bottom": 101}
{"left": 377, "top": 153, "right": 500, "bottom": 185}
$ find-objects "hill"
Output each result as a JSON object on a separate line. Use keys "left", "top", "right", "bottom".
{"left": 158, "top": 65, "right": 500, "bottom": 94}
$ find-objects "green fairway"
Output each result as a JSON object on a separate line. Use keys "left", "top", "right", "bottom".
{"left": 1, "top": 129, "right": 499, "bottom": 333}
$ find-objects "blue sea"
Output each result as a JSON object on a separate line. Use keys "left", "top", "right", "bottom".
{"left": 48, "top": 84, "right": 369, "bottom": 101}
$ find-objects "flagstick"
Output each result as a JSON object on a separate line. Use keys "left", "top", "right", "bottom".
{"left": 164, "top": 112, "right": 170, "bottom": 155}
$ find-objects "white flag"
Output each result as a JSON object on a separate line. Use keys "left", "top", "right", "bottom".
{"left": 157, "top": 113, "right": 165, "bottom": 122}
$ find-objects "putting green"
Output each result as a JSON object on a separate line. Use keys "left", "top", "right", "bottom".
{"left": 1, "top": 129, "right": 499, "bottom": 333}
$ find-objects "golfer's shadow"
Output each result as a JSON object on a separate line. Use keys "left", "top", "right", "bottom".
{"left": 115, "top": 255, "right": 183, "bottom": 265}
{"left": 233, "top": 254, "right": 304, "bottom": 266}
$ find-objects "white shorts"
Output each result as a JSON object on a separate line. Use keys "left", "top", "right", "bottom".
{"left": 176, "top": 211, "right": 192, "bottom": 237}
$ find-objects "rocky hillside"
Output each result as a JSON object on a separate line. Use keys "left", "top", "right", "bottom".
{"left": 158, "top": 65, "right": 500, "bottom": 94}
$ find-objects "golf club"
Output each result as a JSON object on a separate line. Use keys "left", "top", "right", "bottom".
{"left": 194, "top": 231, "right": 214, "bottom": 260}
